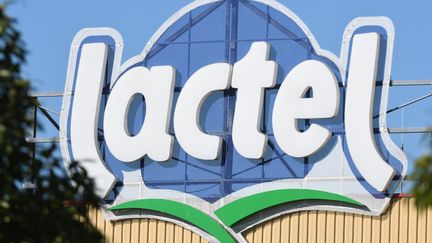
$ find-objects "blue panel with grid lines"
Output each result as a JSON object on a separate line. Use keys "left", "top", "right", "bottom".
{"left": 90, "top": 0, "right": 403, "bottom": 202}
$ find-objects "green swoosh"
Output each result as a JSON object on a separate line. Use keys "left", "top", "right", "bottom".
{"left": 109, "top": 189, "right": 364, "bottom": 242}
{"left": 109, "top": 199, "right": 236, "bottom": 243}
{"left": 214, "top": 189, "right": 365, "bottom": 227}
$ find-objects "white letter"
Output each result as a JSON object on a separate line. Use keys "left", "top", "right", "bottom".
{"left": 70, "top": 43, "right": 116, "bottom": 198}
{"left": 345, "top": 32, "right": 395, "bottom": 191}
{"left": 231, "top": 42, "right": 277, "bottom": 159}
{"left": 174, "top": 63, "right": 232, "bottom": 160}
{"left": 104, "top": 66, "right": 175, "bottom": 162}
{"left": 273, "top": 60, "right": 339, "bottom": 157}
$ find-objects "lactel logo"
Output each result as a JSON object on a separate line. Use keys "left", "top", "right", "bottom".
{"left": 60, "top": 0, "right": 407, "bottom": 242}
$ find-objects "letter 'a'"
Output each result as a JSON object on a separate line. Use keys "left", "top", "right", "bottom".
{"left": 104, "top": 66, "right": 175, "bottom": 162}
{"left": 174, "top": 63, "right": 232, "bottom": 160}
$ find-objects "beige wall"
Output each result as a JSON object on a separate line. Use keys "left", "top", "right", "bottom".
{"left": 92, "top": 197, "right": 431, "bottom": 243}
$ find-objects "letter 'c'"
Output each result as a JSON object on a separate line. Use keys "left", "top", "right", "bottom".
{"left": 273, "top": 60, "right": 339, "bottom": 158}
{"left": 104, "top": 66, "right": 175, "bottom": 162}
{"left": 174, "top": 63, "right": 232, "bottom": 160}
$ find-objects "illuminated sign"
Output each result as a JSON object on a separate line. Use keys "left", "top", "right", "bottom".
{"left": 59, "top": 0, "right": 407, "bottom": 242}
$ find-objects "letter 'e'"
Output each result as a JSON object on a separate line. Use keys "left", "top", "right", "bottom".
{"left": 273, "top": 60, "right": 339, "bottom": 158}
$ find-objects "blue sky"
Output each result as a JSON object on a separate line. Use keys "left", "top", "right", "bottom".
{"left": 6, "top": 0, "right": 432, "bottom": 177}
{"left": 7, "top": 0, "right": 432, "bottom": 91}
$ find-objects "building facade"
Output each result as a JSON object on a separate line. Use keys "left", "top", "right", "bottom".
{"left": 27, "top": 0, "right": 431, "bottom": 242}
{"left": 89, "top": 197, "right": 431, "bottom": 243}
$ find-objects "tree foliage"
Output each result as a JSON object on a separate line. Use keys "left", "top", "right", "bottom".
{"left": 413, "top": 154, "right": 432, "bottom": 209}
{"left": 0, "top": 5, "right": 103, "bottom": 242}
{"left": 411, "top": 121, "right": 432, "bottom": 209}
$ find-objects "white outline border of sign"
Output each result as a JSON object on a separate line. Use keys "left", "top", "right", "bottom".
{"left": 59, "top": 0, "right": 407, "bottom": 241}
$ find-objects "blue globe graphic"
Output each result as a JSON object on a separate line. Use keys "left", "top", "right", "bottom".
{"left": 94, "top": 0, "right": 400, "bottom": 203}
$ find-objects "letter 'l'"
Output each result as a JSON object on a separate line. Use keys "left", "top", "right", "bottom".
{"left": 345, "top": 33, "right": 395, "bottom": 192}
{"left": 70, "top": 43, "right": 116, "bottom": 198}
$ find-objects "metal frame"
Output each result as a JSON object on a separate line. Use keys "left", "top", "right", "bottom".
{"left": 28, "top": 78, "right": 432, "bottom": 143}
